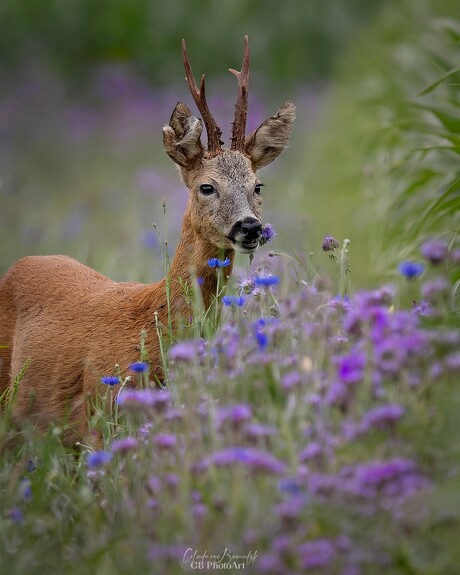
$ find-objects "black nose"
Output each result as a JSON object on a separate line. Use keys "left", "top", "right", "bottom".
{"left": 239, "top": 217, "right": 262, "bottom": 240}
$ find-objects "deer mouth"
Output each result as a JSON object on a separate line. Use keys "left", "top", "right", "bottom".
{"left": 227, "top": 236, "right": 259, "bottom": 254}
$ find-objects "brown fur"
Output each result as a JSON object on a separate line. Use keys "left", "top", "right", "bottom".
{"left": 0, "top": 75, "right": 295, "bottom": 446}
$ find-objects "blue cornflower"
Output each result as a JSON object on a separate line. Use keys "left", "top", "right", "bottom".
{"left": 398, "top": 261, "right": 425, "bottom": 279}
{"left": 254, "top": 275, "right": 280, "bottom": 287}
{"left": 207, "top": 257, "right": 231, "bottom": 268}
{"left": 255, "top": 330, "right": 268, "bottom": 349}
{"left": 129, "top": 361, "right": 148, "bottom": 373}
{"left": 222, "top": 295, "right": 245, "bottom": 307}
{"left": 259, "top": 223, "right": 277, "bottom": 245}
{"left": 101, "top": 376, "right": 120, "bottom": 386}
{"left": 87, "top": 450, "right": 112, "bottom": 468}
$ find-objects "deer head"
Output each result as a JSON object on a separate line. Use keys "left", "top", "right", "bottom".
{"left": 162, "top": 36, "right": 296, "bottom": 255}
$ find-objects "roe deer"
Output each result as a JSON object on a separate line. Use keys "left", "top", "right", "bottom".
{"left": 0, "top": 37, "right": 295, "bottom": 444}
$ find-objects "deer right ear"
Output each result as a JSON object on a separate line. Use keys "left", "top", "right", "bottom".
{"left": 163, "top": 102, "right": 204, "bottom": 168}
{"left": 244, "top": 102, "right": 296, "bottom": 170}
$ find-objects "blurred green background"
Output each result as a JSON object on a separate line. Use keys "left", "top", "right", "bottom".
{"left": 1, "top": 0, "right": 459, "bottom": 287}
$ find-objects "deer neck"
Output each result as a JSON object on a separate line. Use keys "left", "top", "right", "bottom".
{"left": 166, "top": 204, "right": 234, "bottom": 311}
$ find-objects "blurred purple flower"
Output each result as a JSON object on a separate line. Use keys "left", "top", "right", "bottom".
{"left": 421, "top": 277, "right": 449, "bottom": 302}
{"left": 398, "top": 261, "right": 425, "bottom": 279}
{"left": 298, "top": 538, "right": 336, "bottom": 569}
{"left": 111, "top": 437, "right": 139, "bottom": 453}
{"left": 117, "top": 389, "right": 171, "bottom": 412}
{"left": 421, "top": 239, "right": 448, "bottom": 265}
{"left": 153, "top": 433, "right": 177, "bottom": 449}
{"left": 336, "top": 348, "right": 366, "bottom": 384}
{"left": 6, "top": 507, "right": 24, "bottom": 524}
{"left": 87, "top": 450, "right": 112, "bottom": 468}
{"left": 217, "top": 404, "right": 252, "bottom": 428}
{"left": 206, "top": 447, "right": 286, "bottom": 474}
{"left": 169, "top": 341, "right": 199, "bottom": 362}
{"left": 362, "top": 404, "right": 405, "bottom": 431}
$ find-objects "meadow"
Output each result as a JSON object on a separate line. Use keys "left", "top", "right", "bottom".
{"left": 1, "top": 2, "right": 460, "bottom": 574}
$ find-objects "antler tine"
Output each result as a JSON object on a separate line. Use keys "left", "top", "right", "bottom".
{"left": 182, "top": 39, "right": 223, "bottom": 153}
{"left": 230, "top": 35, "right": 250, "bottom": 151}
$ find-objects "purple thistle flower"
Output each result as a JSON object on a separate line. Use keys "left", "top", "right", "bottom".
{"left": 111, "top": 437, "right": 139, "bottom": 453}
{"left": 321, "top": 235, "right": 340, "bottom": 252}
{"left": 398, "top": 261, "right": 425, "bottom": 279}
{"left": 239, "top": 275, "right": 256, "bottom": 294}
{"left": 259, "top": 223, "right": 277, "bottom": 245}
{"left": 222, "top": 295, "right": 245, "bottom": 307}
{"left": 207, "top": 447, "right": 286, "bottom": 474}
{"left": 421, "top": 238, "right": 448, "bottom": 265}
{"left": 254, "top": 275, "right": 280, "bottom": 287}
{"left": 207, "top": 257, "right": 231, "bottom": 268}
{"left": 129, "top": 361, "right": 148, "bottom": 373}
{"left": 101, "top": 376, "right": 120, "bottom": 386}
{"left": 87, "top": 450, "right": 112, "bottom": 468}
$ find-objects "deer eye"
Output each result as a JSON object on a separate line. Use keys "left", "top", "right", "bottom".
{"left": 199, "top": 184, "right": 216, "bottom": 196}
{"left": 254, "top": 183, "right": 264, "bottom": 195}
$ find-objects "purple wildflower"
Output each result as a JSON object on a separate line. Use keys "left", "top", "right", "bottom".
{"left": 336, "top": 348, "right": 366, "bottom": 384}
{"left": 6, "top": 507, "right": 24, "bottom": 524}
{"left": 87, "top": 450, "right": 112, "bottom": 468}
{"left": 421, "top": 277, "right": 449, "bottom": 302}
{"left": 153, "top": 433, "right": 177, "bottom": 449}
{"left": 239, "top": 275, "right": 256, "bottom": 294}
{"left": 116, "top": 389, "right": 171, "bottom": 412}
{"left": 100, "top": 376, "right": 120, "bottom": 386}
{"left": 398, "top": 261, "right": 425, "bottom": 279}
{"left": 243, "top": 423, "right": 276, "bottom": 440}
{"left": 282, "top": 371, "right": 302, "bottom": 389}
{"left": 259, "top": 223, "right": 277, "bottom": 245}
{"left": 222, "top": 295, "right": 245, "bottom": 307}
{"left": 298, "top": 538, "right": 336, "bottom": 569}
{"left": 207, "top": 257, "right": 231, "bottom": 268}
{"left": 169, "top": 341, "right": 199, "bottom": 362}
{"left": 111, "top": 437, "right": 139, "bottom": 452}
{"left": 421, "top": 239, "right": 448, "bottom": 265}
{"left": 207, "top": 447, "right": 286, "bottom": 474}
{"left": 321, "top": 235, "right": 340, "bottom": 252}
{"left": 129, "top": 361, "right": 148, "bottom": 373}
{"left": 254, "top": 275, "right": 280, "bottom": 287}
{"left": 217, "top": 404, "right": 252, "bottom": 429}
{"left": 362, "top": 404, "right": 405, "bottom": 430}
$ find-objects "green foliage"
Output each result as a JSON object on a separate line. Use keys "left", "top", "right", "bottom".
{"left": 0, "top": 0, "right": 384, "bottom": 86}
{"left": 290, "top": 0, "right": 459, "bottom": 286}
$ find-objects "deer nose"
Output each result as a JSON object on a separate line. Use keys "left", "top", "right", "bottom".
{"left": 239, "top": 217, "right": 262, "bottom": 240}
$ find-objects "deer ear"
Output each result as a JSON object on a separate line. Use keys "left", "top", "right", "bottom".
{"left": 244, "top": 102, "right": 296, "bottom": 170}
{"left": 163, "top": 102, "right": 204, "bottom": 168}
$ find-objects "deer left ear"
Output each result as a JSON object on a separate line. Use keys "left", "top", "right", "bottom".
{"left": 244, "top": 102, "right": 296, "bottom": 170}
{"left": 163, "top": 102, "right": 204, "bottom": 168}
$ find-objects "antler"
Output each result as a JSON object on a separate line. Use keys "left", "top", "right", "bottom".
{"left": 229, "top": 35, "right": 250, "bottom": 151}
{"left": 182, "top": 39, "right": 223, "bottom": 153}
